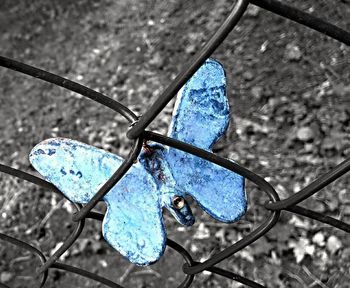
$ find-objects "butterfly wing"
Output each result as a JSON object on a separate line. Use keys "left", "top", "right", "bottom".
{"left": 166, "top": 59, "right": 246, "bottom": 222}
{"left": 166, "top": 152, "right": 246, "bottom": 222}
{"left": 168, "top": 59, "right": 230, "bottom": 150}
{"left": 103, "top": 173, "right": 165, "bottom": 265}
{"left": 29, "top": 138, "right": 165, "bottom": 265}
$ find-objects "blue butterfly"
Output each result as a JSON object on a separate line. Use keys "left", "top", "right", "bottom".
{"left": 29, "top": 59, "right": 247, "bottom": 266}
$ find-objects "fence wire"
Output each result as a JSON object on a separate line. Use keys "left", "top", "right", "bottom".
{"left": 0, "top": 0, "right": 350, "bottom": 287}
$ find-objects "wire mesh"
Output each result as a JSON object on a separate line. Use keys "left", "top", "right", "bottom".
{"left": 0, "top": 0, "right": 349, "bottom": 287}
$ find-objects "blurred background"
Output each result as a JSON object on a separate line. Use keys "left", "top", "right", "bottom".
{"left": 0, "top": 0, "right": 349, "bottom": 287}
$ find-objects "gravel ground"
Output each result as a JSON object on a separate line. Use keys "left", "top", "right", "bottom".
{"left": 0, "top": 1, "right": 349, "bottom": 287}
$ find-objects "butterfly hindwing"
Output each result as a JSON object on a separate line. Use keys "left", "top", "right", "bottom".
{"left": 103, "top": 179, "right": 165, "bottom": 265}
{"left": 166, "top": 150, "right": 246, "bottom": 222}
{"left": 29, "top": 138, "right": 166, "bottom": 265}
{"left": 166, "top": 58, "right": 247, "bottom": 222}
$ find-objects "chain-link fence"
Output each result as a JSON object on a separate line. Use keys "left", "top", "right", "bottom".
{"left": 1, "top": 0, "right": 350, "bottom": 287}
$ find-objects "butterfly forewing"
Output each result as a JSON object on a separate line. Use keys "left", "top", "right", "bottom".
{"left": 166, "top": 58, "right": 247, "bottom": 222}
{"left": 168, "top": 59, "right": 230, "bottom": 150}
{"left": 29, "top": 138, "right": 166, "bottom": 265}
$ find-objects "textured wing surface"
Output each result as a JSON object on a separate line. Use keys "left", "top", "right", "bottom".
{"left": 103, "top": 176, "right": 165, "bottom": 265}
{"left": 30, "top": 138, "right": 166, "bottom": 265}
{"left": 168, "top": 58, "right": 230, "bottom": 151}
{"left": 30, "top": 138, "right": 128, "bottom": 203}
{"left": 166, "top": 150, "right": 246, "bottom": 222}
{"left": 166, "top": 59, "right": 246, "bottom": 222}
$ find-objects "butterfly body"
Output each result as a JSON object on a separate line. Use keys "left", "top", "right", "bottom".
{"left": 30, "top": 59, "right": 247, "bottom": 265}
{"left": 139, "top": 143, "right": 195, "bottom": 226}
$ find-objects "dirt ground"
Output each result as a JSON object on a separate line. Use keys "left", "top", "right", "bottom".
{"left": 0, "top": 0, "right": 349, "bottom": 287}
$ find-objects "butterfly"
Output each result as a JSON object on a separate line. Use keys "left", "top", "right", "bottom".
{"left": 29, "top": 59, "right": 247, "bottom": 266}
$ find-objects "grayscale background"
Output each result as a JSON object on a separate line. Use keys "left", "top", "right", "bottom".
{"left": 0, "top": 0, "right": 349, "bottom": 287}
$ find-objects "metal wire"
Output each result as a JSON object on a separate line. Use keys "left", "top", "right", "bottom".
{"left": 0, "top": 56, "right": 138, "bottom": 123}
{"left": 0, "top": 0, "right": 349, "bottom": 287}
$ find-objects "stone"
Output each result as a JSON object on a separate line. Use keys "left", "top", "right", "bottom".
{"left": 1, "top": 272, "right": 13, "bottom": 283}
{"left": 326, "top": 236, "right": 342, "bottom": 254}
{"left": 285, "top": 43, "right": 302, "bottom": 61}
{"left": 243, "top": 71, "right": 254, "bottom": 81}
{"left": 296, "top": 127, "right": 315, "bottom": 142}
{"left": 251, "top": 86, "right": 264, "bottom": 99}
{"left": 149, "top": 52, "right": 164, "bottom": 68}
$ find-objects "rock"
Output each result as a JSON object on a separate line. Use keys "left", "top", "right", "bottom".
{"left": 289, "top": 238, "right": 315, "bottom": 263}
{"left": 91, "top": 240, "right": 104, "bottom": 254}
{"left": 313, "top": 201, "right": 326, "bottom": 213}
{"left": 185, "top": 44, "right": 196, "bottom": 55}
{"left": 312, "top": 231, "right": 325, "bottom": 247}
{"left": 251, "top": 86, "right": 264, "bottom": 99}
{"left": 149, "top": 52, "right": 164, "bottom": 68}
{"left": 304, "top": 143, "right": 314, "bottom": 153}
{"left": 247, "top": 5, "right": 260, "bottom": 17}
{"left": 193, "top": 223, "right": 210, "bottom": 240}
{"left": 332, "top": 83, "right": 350, "bottom": 97}
{"left": 339, "top": 189, "right": 350, "bottom": 203}
{"left": 343, "top": 205, "right": 350, "bottom": 216}
{"left": 326, "top": 235, "right": 342, "bottom": 254}
{"left": 285, "top": 43, "right": 302, "bottom": 61}
{"left": 341, "top": 247, "right": 350, "bottom": 261}
{"left": 242, "top": 71, "right": 254, "bottom": 81}
{"left": 322, "top": 137, "right": 336, "bottom": 150}
{"left": 71, "top": 238, "right": 90, "bottom": 256}
{"left": 296, "top": 127, "right": 315, "bottom": 142}
{"left": 215, "top": 228, "right": 226, "bottom": 245}
{"left": 326, "top": 197, "right": 339, "bottom": 212}
{"left": 99, "top": 259, "right": 108, "bottom": 268}
{"left": 1, "top": 272, "right": 13, "bottom": 283}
